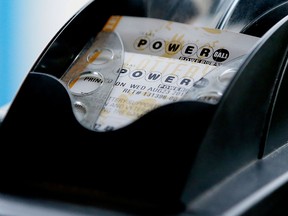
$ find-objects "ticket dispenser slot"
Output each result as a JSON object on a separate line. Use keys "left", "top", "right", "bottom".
{"left": 1, "top": 0, "right": 288, "bottom": 216}
{"left": 0, "top": 77, "right": 216, "bottom": 214}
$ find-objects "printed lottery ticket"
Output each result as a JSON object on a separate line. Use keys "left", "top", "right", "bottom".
{"left": 92, "top": 16, "right": 259, "bottom": 131}
{"left": 62, "top": 15, "right": 259, "bottom": 131}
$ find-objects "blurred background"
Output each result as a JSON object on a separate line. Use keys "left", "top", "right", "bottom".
{"left": 0, "top": 0, "right": 91, "bottom": 110}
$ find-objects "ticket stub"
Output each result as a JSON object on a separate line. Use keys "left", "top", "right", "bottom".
{"left": 92, "top": 16, "right": 259, "bottom": 131}
{"left": 62, "top": 15, "right": 260, "bottom": 131}
{"left": 104, "top": 15, "right": 260, "bottom": 66}
{"left": 95, "top": 52, "right": 216, "bottom": 131}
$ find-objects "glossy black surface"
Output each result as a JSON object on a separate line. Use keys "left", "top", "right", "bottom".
{"left": 1, "top": 0, "right": 288, "bottom": 215}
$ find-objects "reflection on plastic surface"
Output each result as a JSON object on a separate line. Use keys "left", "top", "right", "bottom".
{"left": 60, "top": 31, "right": 124, "bottom": 131}
{"left": 218, "top": 0, "right": 288, "bottom": 31}
{"left": 0, "top": 193, "right": 129, "bottom": 216}
{"left": 182, "top": 55, "right": 247, "bottom": 104}
{"left": 142, "top": 0, "right": 288, "bottom": 33}
{"left": 143, "top": 0, "right": 237, "bottom": 28}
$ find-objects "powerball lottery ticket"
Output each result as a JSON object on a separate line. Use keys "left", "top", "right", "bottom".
{"left": 94, "top": 16, "right": 260, "bottom": 131}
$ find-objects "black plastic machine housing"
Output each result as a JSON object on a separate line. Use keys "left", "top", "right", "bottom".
{"left": 1, "top": 0, "right": 288, "bottom": 215}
